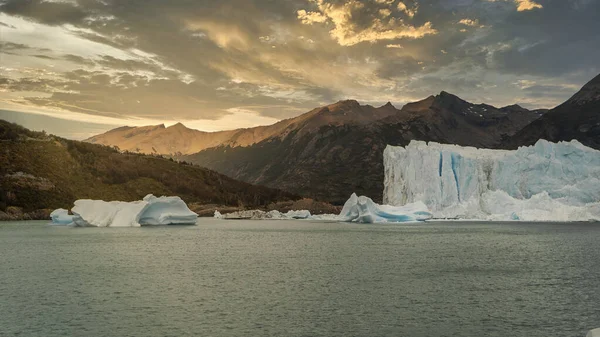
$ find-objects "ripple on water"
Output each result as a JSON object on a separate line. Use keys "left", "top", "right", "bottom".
{"left": 0, "top": 219, "right": 599, "bottom": 337}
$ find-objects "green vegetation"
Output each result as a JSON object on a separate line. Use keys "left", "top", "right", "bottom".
{"left": 0, "top": 120, "right": 297, "bottom": 213}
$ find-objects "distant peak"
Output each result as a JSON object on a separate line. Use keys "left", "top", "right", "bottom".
{"left": 168, "top": 122, "right": 187, "bottom": 129}
{"left": 335, "top": 99, "right": 360, "bottom": 106}
{"left": 400, "top": 95, "right": 436, "bottom": 112}
{"left": 500, "top": 104, "right": 529, "bottom": 112}
{"left": 381, "top": 101, "right": 395, "bottom": 109}
{"left": 438, "top": 91, "right": 459, "bottom": 98}
{"left": 566, "top": 73, "right": 600, "bottom": 105}
{"left": 503, "top": 104, "right": 523, "bottom": 109}
{"left": 434, "top": 91, "right": 467, "bottom": 106}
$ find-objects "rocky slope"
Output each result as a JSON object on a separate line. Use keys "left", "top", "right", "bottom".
{"left": 507, "top": 73, "right": 600, "bottom": 150}
{"left": 0, "top": 120, "right": 297, "bottom": 219}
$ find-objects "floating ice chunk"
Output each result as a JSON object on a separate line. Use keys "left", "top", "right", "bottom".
{"left": 219, "top": 209, "right": 312, "bottom": 220}
{"left": 384, "top": 139, "right": 600, "bottom": 221}
{"left": 138, "top": 195, "right": 198, "bottom": 225}
{"left": 339, "top": 193, "right": 359, "bottom": 221}
{"left": 67, "top": 194, "right": 197, "bottom": 227}
{"left": 340, "top": 193, "right": 432, "bottom": 223}
{"left": 220, "top": 209, "right": 269, "bottom": 219}
{"left": 214, "top": 210, "right": 223, "bottom": 219}
{"left": 285, "top": 210, "right": 311, "bottom": 219}
{"left": 587, "top": 328, "right": 600, "bottom": 337}
{"left": 72, "top": 199, "right": 149, "bottom": 227}
{"left": 49, "top": 208, "right": 76, "bottom": 225}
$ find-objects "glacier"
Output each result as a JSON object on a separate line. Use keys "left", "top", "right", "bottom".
{"left": 384, "top": 139, "right": 600, "bottom": 221}
{"left": 51, "top": 194, "right": 197, "bottom": 227}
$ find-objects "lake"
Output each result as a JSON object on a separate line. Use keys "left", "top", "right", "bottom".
{"left": 1, "top": 219, "right": 599, "bottom": 337}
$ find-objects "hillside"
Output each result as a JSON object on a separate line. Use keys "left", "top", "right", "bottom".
{"left": 507, "top": 73, "right": 600, "bottom": 150}
{"left": 181, "top": 94, "right": 544, "bottom": 203}
{"left": 0, "top": 120, "right": 297, "bottom": 219}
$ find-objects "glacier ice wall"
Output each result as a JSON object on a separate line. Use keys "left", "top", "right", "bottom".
{"left": 383, "top": 140, "right": 600, "bottom": 221}
{"left": 52, "top": 194, "right": 197, "bottom": 227}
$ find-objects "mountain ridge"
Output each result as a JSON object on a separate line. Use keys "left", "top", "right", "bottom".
{"left": 507, "top": 73, "right": 600, "bottom": 150}
{"left": 86, "top": 92, "right": 544, "bottom": 155}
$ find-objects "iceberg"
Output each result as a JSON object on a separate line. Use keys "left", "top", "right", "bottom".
{"left": 215, "top": 194, "right": 430, "bottom": 223}
{"left": 219, "top": 209, "right": 312, "bottom": 220}
{"left": 51, "top": 194, "right": 197, "bottom": 227}
{"left": 71, "top": 199, "right": 150, "bottom": 227}
{"left": 384, "top": 139, "right": 600, "bottom": 221}
{"left": 137, "top": 194, "right": 199, "bottom": 225}
{"left": 49, "top": 208, "right": 76, "bottom": 225}
{"left": 339, "top": 193, "right": 432, "bottom": 223}
{"left": 587, "top": 328, "right": 600, "bottom": 337}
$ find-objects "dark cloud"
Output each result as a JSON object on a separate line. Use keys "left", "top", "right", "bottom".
{"left": 0, "top": 21, "right": 16, "bottom": 28}
{"left": 63, "top": 54, "right": 96, "bottom": 67}
{"left": 0, "top": 0, "right": 88, "bottom": 25}
{"left": 33, "top": 54, "right": 54, "bottom": 60}
{"left": 0, "top": 41, "right": 31, "bottom": 50}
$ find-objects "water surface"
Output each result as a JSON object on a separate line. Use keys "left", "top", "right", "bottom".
{"left": 1, "top": 220, "right": 599, "bottom": 337}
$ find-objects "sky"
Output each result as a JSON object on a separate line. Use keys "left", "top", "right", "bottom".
{"left": 0, "top": 0, "right": 599, "bottom": 139}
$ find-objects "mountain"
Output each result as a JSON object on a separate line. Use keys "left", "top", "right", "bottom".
{"left": 180, "top": 93, "right": 544, "bottom": 203}
{"left": 0, "top": 120, "right": 297, "bottom": 219}
{"left": 85, "top": 100, "right": 399, "bottom": 155}
{"left": 507, "top": 73, "right": 600, "bottom": 150}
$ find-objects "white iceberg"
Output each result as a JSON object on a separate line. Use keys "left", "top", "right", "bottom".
{"left": 384, "top": 139, "right": 600, "bottom": 221}
{"left": 49, "top": 208, "right": 76, "bottom": 225}
{"left": 137, "top": 194, "right": 198, "bottom": 225}
{"left": 51, "top": 194, "right": 197, "bottom": 227}
{"left": 587, "top": 328, "right": 600, "bottom": 337}
{"left": 339, "top": 193, "right": 432, "bottom": 223}
{"left": 285, "top": 210, "right": 312, "bottom": 219}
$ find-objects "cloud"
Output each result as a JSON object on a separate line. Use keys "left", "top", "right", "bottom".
{"left": 0, "top": 21, "right": 16, "bottom": 28}
{"left": 0, "top": 0, "right": 88, "bottom": 25}
{"left": 397, "top": 2, "right": 417, "bottom": 18}
{"left": 184, "top": 20, "right": 252, "bottom": 50}
{"left": 487, "top": 0, "right": 543, "bottom": 12}
{"left": 297, "top": 0, "right": 436, "bottom": 46}
{"left": 459, "top": 18, "right": 479, "bottom": 26}
{"left": 514, "top": 0, "right": 543, "bottom": 11}
{"left": 297, "top": 9, "right": 328, "bottom": 24}
{"left": 0, "top": 0, "right": 598, "bottom": 131}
